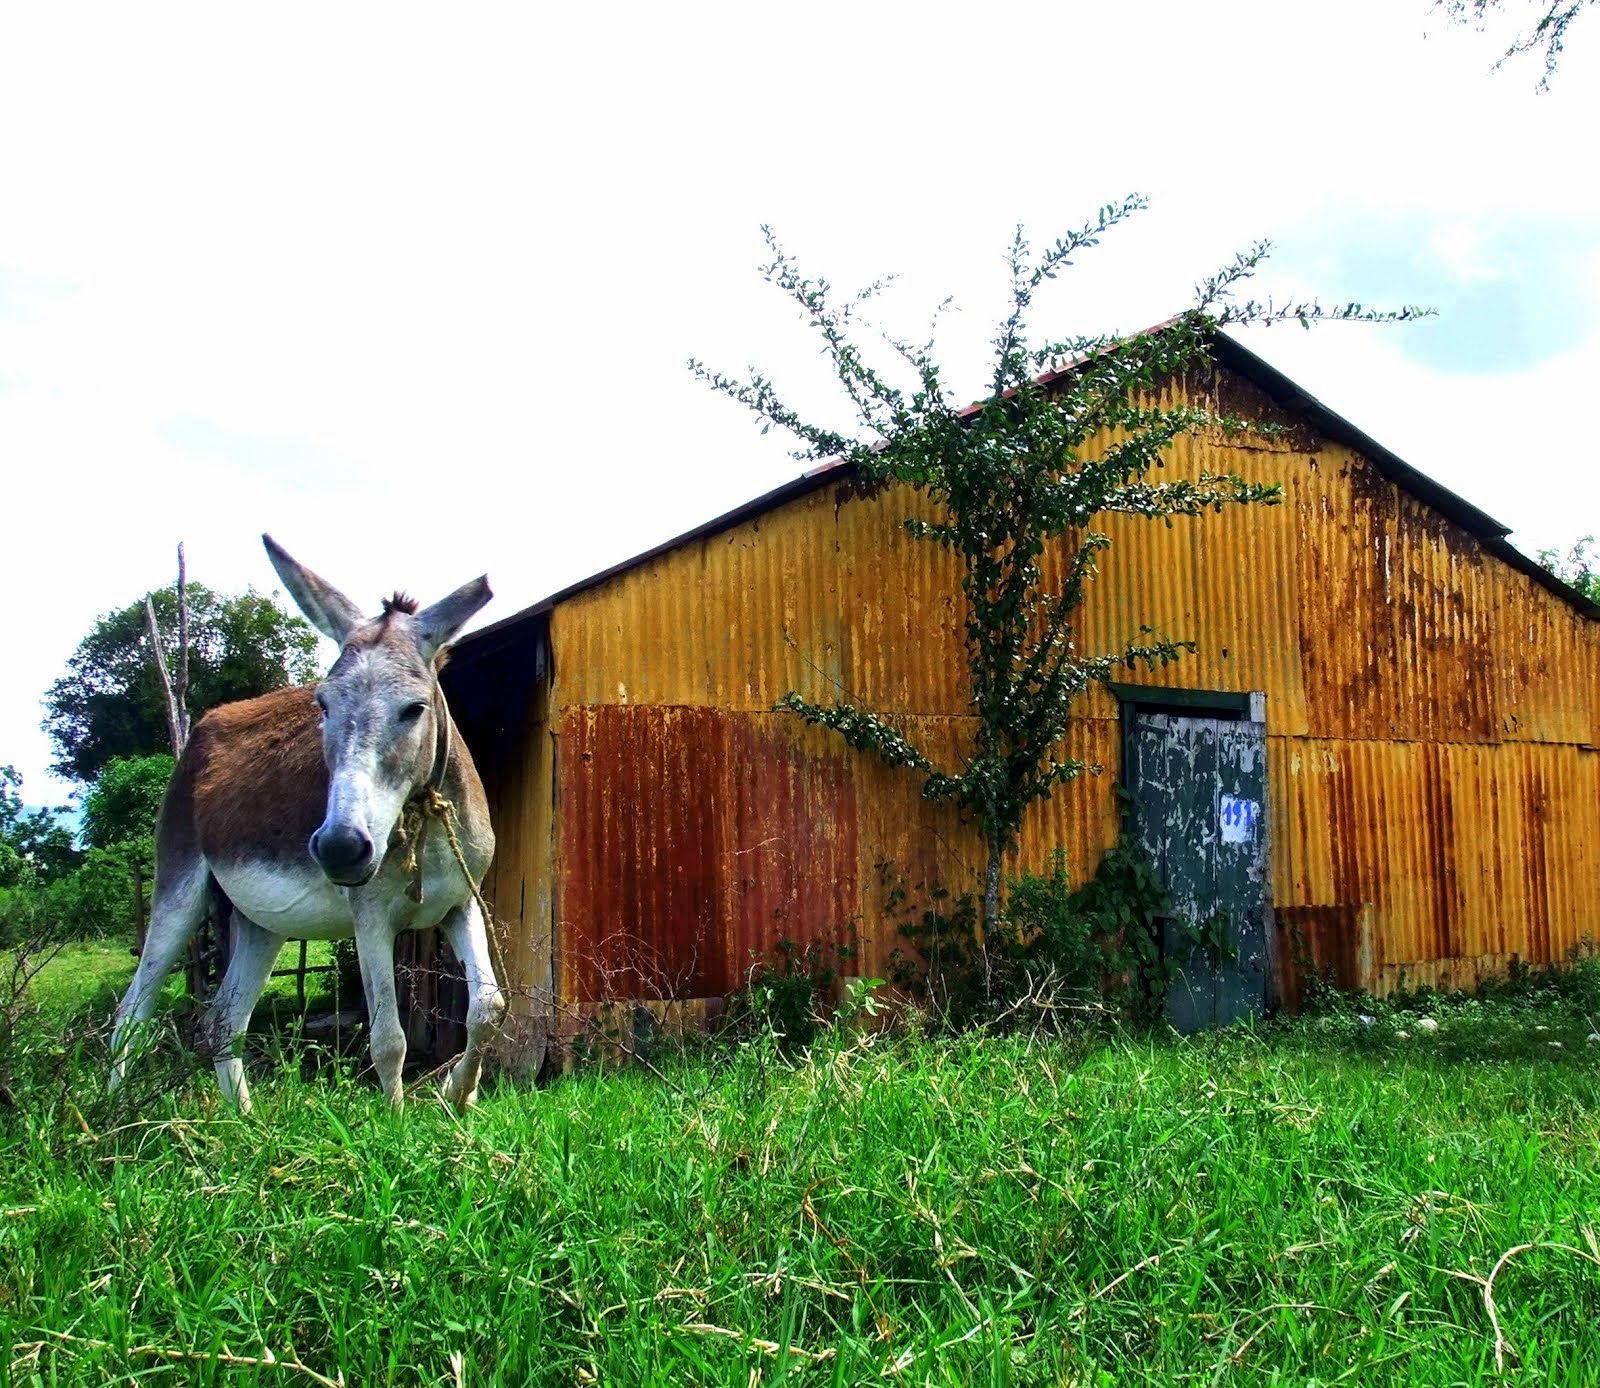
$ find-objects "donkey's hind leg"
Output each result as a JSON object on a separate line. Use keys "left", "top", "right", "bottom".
{"left": 109, "top": 859, "right": 210, "bottom": 1091}
{"left": 203, "top": 911, "right": 282, "bottom": 1114}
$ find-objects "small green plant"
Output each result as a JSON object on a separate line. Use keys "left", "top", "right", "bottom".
{"left": 1182, "top": 908, "right": 1238, "bottom": 970}
{"left": 886, "top": 831, "right": 1176, "bottom": 1032}
{"left": 835, "top": 974, "right": 885, "bottom": 1029}
{"left": 1053, "top": 828, "right": 1175, "bottom": 1025}
{"left": 883, "top": 867, "right": 983, "bottom": 1021}
{"left": 724, "top": 926, "right": 859, "bottom": 1052}
{"left": 329, "top": 936, "right": 363, "bottom": 1009}
{"left": 1563, "top": 935, "right": 1600, "bottom": 1012}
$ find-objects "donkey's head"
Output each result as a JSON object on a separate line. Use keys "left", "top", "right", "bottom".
{"left": 264, "top": 536, "right": 492, "bottom": 886}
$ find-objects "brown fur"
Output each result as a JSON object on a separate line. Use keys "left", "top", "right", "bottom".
{"left": 175, "top": 686, "right": 329, "bottom": 867}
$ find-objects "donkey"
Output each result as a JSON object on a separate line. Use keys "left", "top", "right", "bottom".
{"left": 109, "top": 536, "right": 504, "bottom": 1113}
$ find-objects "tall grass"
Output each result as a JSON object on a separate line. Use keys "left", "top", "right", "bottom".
{"left": 3, "top": 986, "right": 1599, "bottom": 1386}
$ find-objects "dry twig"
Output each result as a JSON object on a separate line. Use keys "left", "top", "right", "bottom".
{"left": 1479, "top": 1236, "right": 1600, "bottom": 1371}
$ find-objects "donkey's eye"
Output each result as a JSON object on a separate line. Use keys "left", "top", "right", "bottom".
{"left": 315, "top": 692, "right": 329, "bottom": 714}
{"left": 399, "top": 702, "right": 428, "bottom": 724}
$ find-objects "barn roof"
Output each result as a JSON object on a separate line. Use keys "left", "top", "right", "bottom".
{"left": 453, "top": 330, "right": 1598, "bottom": 665}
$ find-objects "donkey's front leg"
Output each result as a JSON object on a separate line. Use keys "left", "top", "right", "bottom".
{"left": 441, "top": 899, "right": 507, "bottom": 1111}
{"left": 353, "top": 913, "right": 406, "bottom": 1107}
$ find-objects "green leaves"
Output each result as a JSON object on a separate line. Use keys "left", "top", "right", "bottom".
{"left": 1434, "top": 0, "right": 1594, "bottom": 89}
{"left": 774, "top": 694, "right": 932, "bottom": 772}
{"left": 0, "top": 765, "right": 80, "bottom": 888}
{"left": 80, "top": 754, "right": 175, "bottom": 851}
{"left": 1536, "top": 535, "right": 1600, "bottom": 603}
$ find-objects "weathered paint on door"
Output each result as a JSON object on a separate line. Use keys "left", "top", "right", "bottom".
{"left": 1125, "top": 712, "right": 1270, "bottom": 1031}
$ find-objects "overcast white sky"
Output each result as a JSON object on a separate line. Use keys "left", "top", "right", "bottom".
{"left": 4, "top": 1, "right": 1598, "bottom": 807}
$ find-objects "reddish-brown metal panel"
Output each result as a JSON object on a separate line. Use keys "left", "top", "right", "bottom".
{"left": 558, "top": 706, "right": 723, "bottom": 1001}
{"left": 554, "top": 707, "right": 859, "bottom": 1003}
{"left": 726, "top": 715, "right": 860, "bottom": 986}
{"left": 1275, "top": 904, "right": 1365, "bottom": 1007}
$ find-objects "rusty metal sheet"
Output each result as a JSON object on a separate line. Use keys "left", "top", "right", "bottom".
{"left": 554, "top": 706, "right": 861, "bottom": 1002}
{"left": 552, "top": 485, "right": 970, "bottom": 718}
{"left": 1271, "top": 735, "right": 1600, "bottom": 995}
{"left": 1274, "top": 904, "right": 1372, "bottom": 1011}
{"left": 555, "top": 416, "right": 1596, "bottom": 754}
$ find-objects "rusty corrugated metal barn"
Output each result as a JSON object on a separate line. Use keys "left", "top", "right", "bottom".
{"left": 441, "top": 333, "right": 1600, "bottom": 1064}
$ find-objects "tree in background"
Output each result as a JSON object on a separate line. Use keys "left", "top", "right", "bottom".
{"left": 4, "top": 756, "right": 171, "bottom": 944}
{"left": 1436, "top": 0, "right": 1595, "bottom": 86}
{"left": 695, "top": 202, "right": 1423, "bottom": 954}
{"left": 1536, "top": 537, "right": 1600, "bottom": 603}
{"left": 80, "top": 754, "right": 175, "bottom": 851}
{"left": 0, "top": 766, "right": 80, "bottom": 889}
{"left": 43, "top": 585, "right": 319, "bottom": 783}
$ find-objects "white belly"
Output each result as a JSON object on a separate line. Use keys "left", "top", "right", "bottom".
{"left": 209, "top": 860, "right": 356, "bottom": 938}
{"left": 207, "top": 853, "right": 470, "bottom": 939}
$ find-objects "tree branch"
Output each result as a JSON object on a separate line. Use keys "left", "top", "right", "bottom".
{"left": 175, "top": 542, "right": 190, "bottom": 749}
{"left": 144, "top": 597, "right": 183, "bottom": 758}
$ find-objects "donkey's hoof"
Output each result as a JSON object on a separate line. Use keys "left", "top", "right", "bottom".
{"left": 442, "top": 1072, "right": 479, "bottom": 1112}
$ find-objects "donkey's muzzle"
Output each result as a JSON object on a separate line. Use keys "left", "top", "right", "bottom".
{"left": 311, "top": 823, "right": 376, "bottom": 885}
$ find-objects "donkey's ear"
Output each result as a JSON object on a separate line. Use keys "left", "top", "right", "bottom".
{"left": 262, "top": 535, "right": 366, "bottom": 644}
{"left": 414, "top": 576, "right": 492, "bottom": 659}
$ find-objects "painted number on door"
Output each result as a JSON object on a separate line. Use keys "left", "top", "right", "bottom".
{"left": 1219, "top": 796, "right": 1260, "bottom": 844}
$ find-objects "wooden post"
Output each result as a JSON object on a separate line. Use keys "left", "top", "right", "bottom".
{"left": 175, "top": 542, "right": 190, "bottom": 749}
{"left": 132, "top": 856, "right": 147, "bottom": 958}
{"left": 146, "top": 542, "right": 229, "bottom": 1006}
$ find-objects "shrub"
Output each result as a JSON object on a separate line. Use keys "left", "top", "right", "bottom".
{"left": 62, "top": 839, "right": 152, "bottom": 940}
{"left": 330, "top": 937, "right": 364, "bottom": 1008}
{"left": 2, "top": 837, "right": 155, "bottom": 945}
{"left": 1563, "top": 936, "right": 1600, "bottom": 1013}
{"left": 724, "top": 927, "right": 859, "bottom": 1053}
{"left": 80, "top": 755, "right": 173, "bottom": 850}
{"left": 887, "top": 835, "right": 1173, "bottom": 1033}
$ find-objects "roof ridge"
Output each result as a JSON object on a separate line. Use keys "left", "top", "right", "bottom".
{"left": 452, "top": 331, "right": 1597, "bottom": 659}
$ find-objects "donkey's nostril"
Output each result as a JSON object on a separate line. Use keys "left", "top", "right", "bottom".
{"left": 313, "top": 824, "right": 375, "bottom": 881}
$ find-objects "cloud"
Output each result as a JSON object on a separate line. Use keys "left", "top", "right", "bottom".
{"left": 1274, "top": 213, "right": 1600, "bottom": 372}
{"left": 158, "top": 418, "right": 351, "bottom": 490}
{"left": 0, "top": 268, "right": 74, "bottom": 324}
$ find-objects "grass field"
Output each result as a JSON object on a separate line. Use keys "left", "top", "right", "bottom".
{"left": 2, "top": 959, "right": 1598, "bottom": 1385}
{"left": 22, "top": 936, "right": 345, "bottom": 1025}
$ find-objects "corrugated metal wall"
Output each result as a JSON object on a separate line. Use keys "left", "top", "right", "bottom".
{"left": 524, "top": 363, "right": 1600, "bottom": 1009}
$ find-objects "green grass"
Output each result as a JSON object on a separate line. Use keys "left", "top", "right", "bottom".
{"left": 2, "top": 992, "right": 1598, "bottom": 1386}
{"left": 16, "top": 936, "right": 346, "bottom": 1027}
{"left": 25, "top": 939, "right": 150, "bottom": 1023}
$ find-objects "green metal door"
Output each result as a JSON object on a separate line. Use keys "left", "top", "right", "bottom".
{"left": 1125, "top": 711, "right": 1269, "bottom": 1032}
